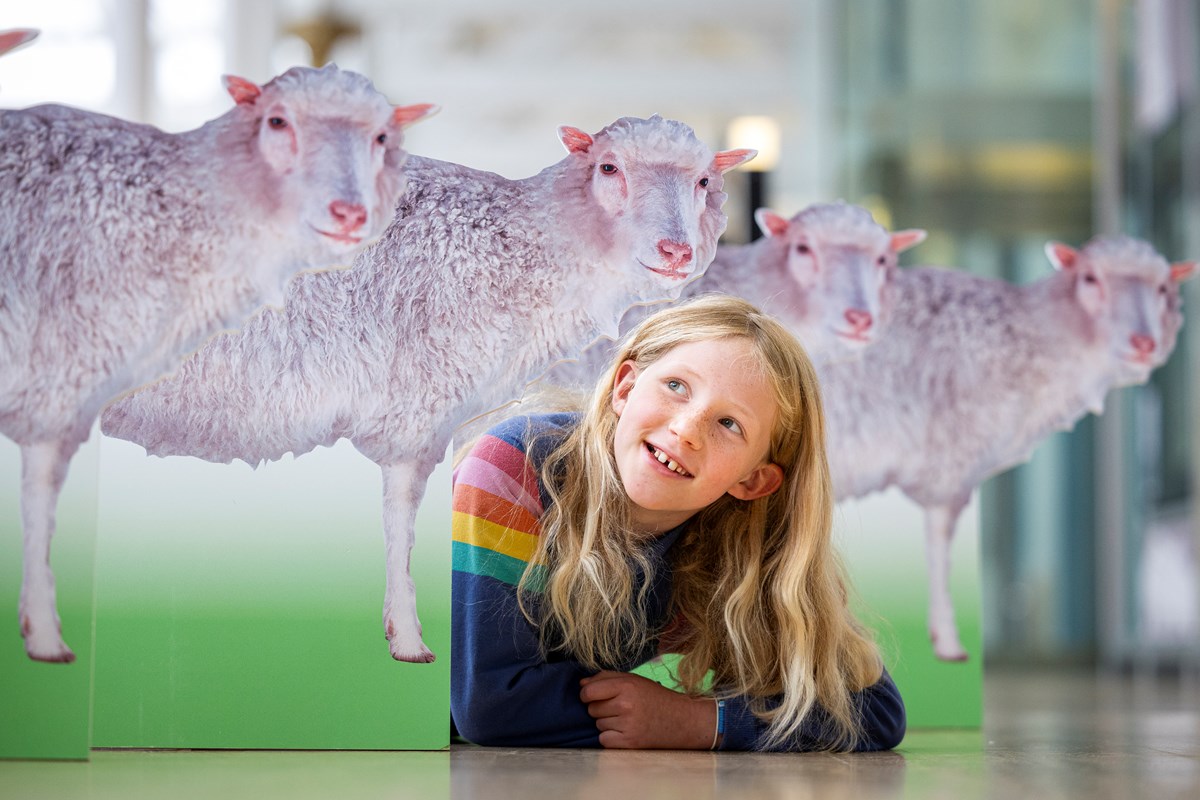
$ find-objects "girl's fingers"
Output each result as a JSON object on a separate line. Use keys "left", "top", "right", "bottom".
{"left": 580, "top": 670, "right": 623, "bottom": 686}
{"left": 579, "top": 679, "right": 622, "bottom": 704}
{"left": 593, "top": 715, "right": 623, "bottom": 732}
{"left": 598, "top": 730, "right": 627, "bottom": 749}
{"left": 583, "top": 698, "right": 621, "bottom": 719}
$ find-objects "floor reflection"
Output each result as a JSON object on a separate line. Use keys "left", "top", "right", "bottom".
{"left": 1, "top": 667, "right": 1197, "bottom": 799}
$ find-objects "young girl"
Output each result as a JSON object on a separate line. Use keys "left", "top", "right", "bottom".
{"left": 450, "top": 295, "right": 904, "bottom": 751}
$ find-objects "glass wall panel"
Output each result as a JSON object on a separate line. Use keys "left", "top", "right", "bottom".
{"left": 833, "top": 0, "right": 1102, "bottom": 664}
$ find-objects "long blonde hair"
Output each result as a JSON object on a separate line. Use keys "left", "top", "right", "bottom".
{"left": 519, "top": 294, "right": 883, "bottom": 750}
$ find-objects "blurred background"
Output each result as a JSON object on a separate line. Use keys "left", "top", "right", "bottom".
{"left": 1, "top": 0, "right": 1196, "bottom": 673}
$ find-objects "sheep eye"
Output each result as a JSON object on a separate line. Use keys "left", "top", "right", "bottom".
{"left": 797, "top": 244, "right": 810, "bottom": 255}
{"left": 268, "top": 116, "right": 288, "bottom": 129}
{"left": 600, "top": 163, "right": 618, "bottom": 174}
{"left": 1083, "top": 274, "right": 1098, "bottom": 284}
{"left": 699, "top": 177, "right": 709, "bottom": 188}
{"left": 376, "top": 133, "right": 387, "bottom": 145}
{"left": 877, "top": 255, "right": 887, "bottom": 265}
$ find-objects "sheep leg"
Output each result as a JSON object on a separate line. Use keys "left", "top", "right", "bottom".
{"left": 923, "top": 502, "right": 969, "bottom": 662}
{"left": 18, "top": 439, "right": 77, "bottom": 663}
{"left": 380, "top": 459, "right": 437, "bottom": 663}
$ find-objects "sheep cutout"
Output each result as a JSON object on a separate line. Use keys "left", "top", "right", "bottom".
{"left": 544, "top": 201, "right": 925, "bottom": 390}
{"left": 1, "top": 64, "right": 437, "bottom": 663}
{"left": 817, "top": 236, "right": 1196, "bottom": 661}
{"left": 102, "top": 115, "right": 753, "bottom": 663}
{"left": 743, "top": 203, "right": 926, "bottom": 359}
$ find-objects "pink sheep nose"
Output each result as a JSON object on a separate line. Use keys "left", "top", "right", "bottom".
{"left": 657, "top": 240, "right": 693, "bottom": 270}
{"left": 845, "top": 309, "right": 874, "bottom": 332}
{"left": 329, "top": 200, "right": 367, "bottom": 232}
{"left": 1130, "top": 334, "right": 1156, "bottom": 356}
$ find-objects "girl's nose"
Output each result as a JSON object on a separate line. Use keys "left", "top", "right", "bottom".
{"left": 669, "top": 410, "right": 704, "bottom": 448}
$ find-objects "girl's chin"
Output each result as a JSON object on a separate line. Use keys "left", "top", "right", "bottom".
{"left": 625, "top": 499, "right": 700, "bottom": 533}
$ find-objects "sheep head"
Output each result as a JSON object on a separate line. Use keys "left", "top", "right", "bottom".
{"left": 1046, "top": 236, "right": 1196, "bottom": 386}
{"left": 756, "top": 202, "right": 925, "bottom": 358}
{"left": 220, "top": 64, "right": 437, "bottom": 262}
{"left": 557, "top": 115, "right": 752, "bottom": 306}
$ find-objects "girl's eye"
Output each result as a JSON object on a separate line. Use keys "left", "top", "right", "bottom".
{"left": 719, "top": 417, "right": 743, "bottom": 435}
{"left": 268, "top": 116, "right": 288, "bottom": 129}
{"left": 699, "top": 177, "right": 709, "bottom": 188}
{"left": 376, "top": 133, "right": 387, "bottom": 145}
{"left": 666, "top": 379, "right": 686, "bottom": 394}
{"left": 600, "top": 163, "right": 618, "bottom": 174}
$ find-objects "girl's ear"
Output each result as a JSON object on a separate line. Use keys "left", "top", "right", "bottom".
{"left": 728, "top": 462, "right": 784, "bottom": 501}
{"left": 611, "top": 361, "right": 639, "bottom": 415}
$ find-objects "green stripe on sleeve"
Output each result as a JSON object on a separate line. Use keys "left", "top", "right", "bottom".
{"left": 452, "top": 540, "right": 546, "bottom": 592}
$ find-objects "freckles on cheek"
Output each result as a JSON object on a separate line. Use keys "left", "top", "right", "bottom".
{"left": 706, "top": 436, "right": 739, "bottom": 465}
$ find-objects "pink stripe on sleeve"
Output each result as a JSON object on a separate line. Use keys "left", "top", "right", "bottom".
{"left": 454, "top": 437, "right": 543, "bottom": 518}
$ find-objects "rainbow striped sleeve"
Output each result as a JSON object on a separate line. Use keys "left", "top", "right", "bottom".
{"left": 452, "top": 431, "right": 547, "bottom": 589}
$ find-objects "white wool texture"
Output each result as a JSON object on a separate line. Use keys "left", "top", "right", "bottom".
{"left": 819, "top": 235, "right": 1181, "bottom": 509}
{"left": 102, "top": 116, "right": 731, "bottom": 472}
{"left": 545, "top": 200, "right": 898, "bottom": 388}
{"left": 0, "top": 64, "right": 410, "bottom": 448}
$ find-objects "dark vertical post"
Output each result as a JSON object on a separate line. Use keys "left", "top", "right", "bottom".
{"left": 747, "top": 170, "right": 767, "bottom": 241}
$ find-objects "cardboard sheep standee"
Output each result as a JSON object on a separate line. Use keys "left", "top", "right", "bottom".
{"left": 0, "top": 436, "right": 97, "bottom": 759}
{"left": 101, "top": 116, "right": 750, "bottom": 666}
{"left": 0, "top": 64, "right": 432, "bottom": 670}
{"left": 89, "top": 440, "right": 453, "bottom": 749}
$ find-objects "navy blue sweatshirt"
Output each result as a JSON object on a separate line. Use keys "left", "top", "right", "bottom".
{"left": 450, "top": 413, "right": 905, "bottom": 750}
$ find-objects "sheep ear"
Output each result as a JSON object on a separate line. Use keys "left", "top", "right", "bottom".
{"left": 392, "top": 103, "right": 439, "bottom": 128}
{"left": 714, "top": 148, "right": 757, "bottom": 174}
{"left": 0, "top": 28, "right": 38, "bottom": 57}
{"left": 1045, "top": 241, "right": 1079, "bottom": 271}
{"left": 890, "top": 229, "right": 927, "bottom": 253}
{"left": 223, "top": 75, "right": 262, "bottom": 106}
{"left": 559, "top": 126, "right": 594, "bottom": 154}
{"left": 1171, "top": 261, "right": 1198, "bottom": 283}
{"left": 754, "top": 209, "right": 790, "bottom": 238}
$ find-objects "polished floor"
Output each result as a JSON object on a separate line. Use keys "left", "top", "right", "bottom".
{"left": 1, "top": 667, "right": 1198, "bottom": 799}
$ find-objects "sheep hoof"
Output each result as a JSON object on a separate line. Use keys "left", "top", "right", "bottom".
{"left": 384, "top": 614, "right": 435, "bottom": 662}
{"left": 21, "top": 624, "right": 76, "bottom": 664}
{"left": 390, "top": 641, "right": 437, "bottom": 664}
{"left": 929, "top": 630, "right": 969, "bottom": 662}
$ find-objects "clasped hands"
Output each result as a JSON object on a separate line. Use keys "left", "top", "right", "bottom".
{"left": 579, "top": 670, "right": 717, "bottom": 750}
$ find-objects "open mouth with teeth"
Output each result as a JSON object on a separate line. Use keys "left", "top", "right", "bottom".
{"left": 647, "top": 443, "right": 692, "bottom": 477}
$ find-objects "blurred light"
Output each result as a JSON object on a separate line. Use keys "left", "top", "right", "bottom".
{"left": 972, "top": 143, "right": 1093, "bottom": 189}
{"left": 726, "top": 115, "right": 781, "bottom": 172}
{"left": 0, "top": 40, "right": 115, "bottom": 109}
{"left": 272, "top": 35, "right": 315, "bottom": 76}
{"left": 860, "top": 194, "right": 894, "bottom": 231}
{"left": 156, "top": 39, "right": 224, "bottom": 105}
{"left": 150, "top": 0, "right": 223, "bottom": 37}
{"left": 908, "top": 142, "right": 1092, "bottom": 189}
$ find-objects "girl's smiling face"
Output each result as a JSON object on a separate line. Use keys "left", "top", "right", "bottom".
{"left": 610, "top": 337, "right": 785, "bottom": 533}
